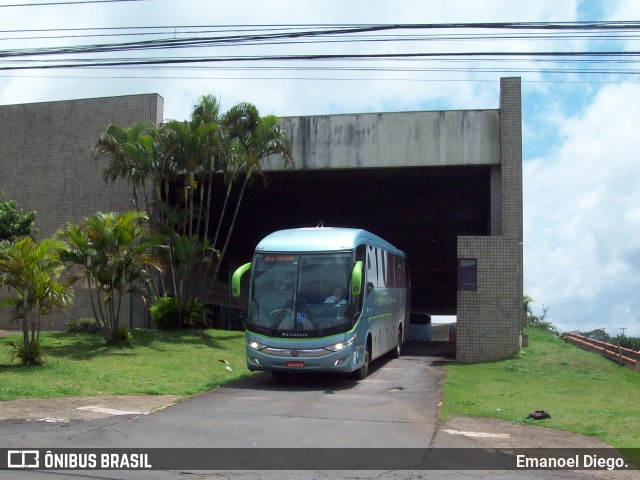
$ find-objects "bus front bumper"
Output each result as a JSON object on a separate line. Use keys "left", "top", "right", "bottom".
{"left": 246, "top": 344, "right": 364, "bottom": 373}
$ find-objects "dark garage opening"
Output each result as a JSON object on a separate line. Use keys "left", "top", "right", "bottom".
{"left": 210, "top": 165, "right": 492, "bottom": 316}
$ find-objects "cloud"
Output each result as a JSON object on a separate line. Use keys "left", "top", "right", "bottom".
{"left": 524, "top": 82, "right": 640, "bottom": 335}
{"left": 0, "top": 0, "right": 579, "bottom": 120}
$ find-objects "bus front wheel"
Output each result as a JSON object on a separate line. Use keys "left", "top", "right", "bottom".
{"left": 353, "top": 344, "right": 370, "bottom": 380}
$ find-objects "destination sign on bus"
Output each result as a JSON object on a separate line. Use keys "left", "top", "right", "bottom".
{"left": 264, "top": 255, "right": 295, "bottom": 262}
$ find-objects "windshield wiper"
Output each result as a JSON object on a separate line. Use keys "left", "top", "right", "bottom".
{"left": 268, "top": 298, "right": 293, "bottom": 335}
{"left": 299, "top": 301, "right": 324, "bottom": 337}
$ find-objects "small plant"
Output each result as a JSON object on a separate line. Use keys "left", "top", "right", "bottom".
{"left": 150, "top": 296, "right": 207, "bottom": 329}
{"left": 0, "top": 237, "right": 73, "bottom": 365}
{"left": 7, "top": 338, "right": 45, "bottom": 366}
{"left": 523, "top": 297, "right": 558, "bottom": 335}
{"left": 114, "top": 327, "right": 131, "bottom": 343}
{"left": 66, "top": 317, "right": 99, "bottom": 334}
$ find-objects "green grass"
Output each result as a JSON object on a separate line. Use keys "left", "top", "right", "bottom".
{"left": 441, "top": 327, "right": 640, "bottom": 465}
{"left": 0, "top": 328, "right": 255, "bottom": 401}
{"left": 3, "top": 326, "right": 639, "bottom": 465}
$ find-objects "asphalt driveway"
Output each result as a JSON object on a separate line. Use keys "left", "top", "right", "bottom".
{"left": 0, "top": 347, "right": 636, "bottom": 479}
{"left": 1, "top": 351, "right": 443, "bottom": 448}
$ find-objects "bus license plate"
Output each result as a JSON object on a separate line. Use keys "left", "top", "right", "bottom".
{"left": 286, "top": 361, "right": 304, "bottom": 368}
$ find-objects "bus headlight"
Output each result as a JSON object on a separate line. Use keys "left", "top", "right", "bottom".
{"left": 324, "top": 335, "right": 355, "bottom": 352}
{"left": 247, "top": 340, "right": 268, "bottom": 351}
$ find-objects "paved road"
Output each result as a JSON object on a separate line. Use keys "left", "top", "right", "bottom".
{"left": 1, "top": 349, "right": 634, "bottom": 479}
{"left": 1, "top": 352, "right": 441, "bottom": 449}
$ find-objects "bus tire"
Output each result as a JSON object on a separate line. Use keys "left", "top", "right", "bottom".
{"left": 353, "top": 343, "right": 371, "bottom": 380}
{"left": 391, "top": 330, "right": 402, "bottom": 359}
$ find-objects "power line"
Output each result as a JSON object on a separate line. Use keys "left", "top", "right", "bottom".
{"left": 0, "top": 22, "right": 637, "bottom": 82}
{"left": 3, "top": 21, "right": 640, "bottom": 46}
{"left": 2, "top": 74, "right": 637, "bottom": 85}
{"left": 3, "top": 51, "right": 639, "bottom": 70}
{"left": 0, "top": 0, "right": 145, "bottom": 7}
{"left": 3, "top": 20, "right": 640, "bottom": 30}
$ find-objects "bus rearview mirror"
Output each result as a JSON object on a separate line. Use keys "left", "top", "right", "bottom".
{"left": 351, "top": 260, "right": 363, "bottom": 296}
{"left": 231, "top": 262, "right": 251, "bottom": 297}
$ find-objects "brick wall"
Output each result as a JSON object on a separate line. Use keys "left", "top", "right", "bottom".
{"left": 0, "top": 94, "right": 163, "bottom": 331}
{"left": 456, "top": 78, "right": 524, "bottom": 363}
{"left": 457, "top": 236, "right": 523, "bottom": 362}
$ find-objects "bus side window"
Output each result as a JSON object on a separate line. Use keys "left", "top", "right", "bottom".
{"left": 366, "top": 245, "right": 377, "bottom": 296}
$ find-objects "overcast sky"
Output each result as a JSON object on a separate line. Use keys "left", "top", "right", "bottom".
{"left": 1, "top": 0, "right": 639, "bottom": 336}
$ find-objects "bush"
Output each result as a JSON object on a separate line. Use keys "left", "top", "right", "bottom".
{"left": 150, "top": 296, "right": 207, "bottom": 329}
{"left": 113, "top": 327, "right": 131, "bottom": 344}
{"left": 524, "top": 304, "right": 559, "bottom": 335}
{"left": 7, "top": 338, "right": 45, "bottom": 366}
{"left": 66, "top": 317, "right": 100, "bottom": 334}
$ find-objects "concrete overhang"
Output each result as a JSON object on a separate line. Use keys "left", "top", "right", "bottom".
{"left": 263, "top": 109, "right": 501, "bottom": 171}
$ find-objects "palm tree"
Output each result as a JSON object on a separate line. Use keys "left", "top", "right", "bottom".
{"left": 211, "top": 105, "right": 293, "bottom": 281}
{"left": 93, "top": 122, "right": 158, "bottom": 214}
{"left": 59, "top": 211, "right": 164, "bottom": 344}
{"left": 0, "top": 237, "right": 73, "bottom": 364}
{"left": 160, "top": 114, "right": 219, "bottom": 239}
{"left": 192, "top": 94, "right": 223, "bottom": 242}
{"left": 91, "top": 97, "right": 293, "bottom": 327}
{"left": 209, "top": 102, "right": 259, "bottom": 255}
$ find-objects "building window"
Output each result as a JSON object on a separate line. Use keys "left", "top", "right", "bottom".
{"left": 458, "top": 259, "right": 477, "bottom": 290}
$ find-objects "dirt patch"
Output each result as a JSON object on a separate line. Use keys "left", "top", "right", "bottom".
{"left": 0, "top": 395, "right": 183, "bottom": 423}
{"left": 441, "top": 415, "right": 639, "bottom": 479}
{"left": 443, "top": 414, "right": 612, "bottom": 449}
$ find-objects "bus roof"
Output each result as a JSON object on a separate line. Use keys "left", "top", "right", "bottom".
{"left": 255, "top": 227, "right": 406, "bottom": 256}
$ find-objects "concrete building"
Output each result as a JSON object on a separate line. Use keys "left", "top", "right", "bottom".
{"left": 0, "top": 78, "right": 522, "bottom": 363}
{"left": 0, "top": 94, "right": 162, "bottom": 329}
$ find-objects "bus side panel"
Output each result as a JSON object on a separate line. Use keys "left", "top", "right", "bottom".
{"left": 363, "top": 245, "right": 409, "bottom": 361}
{"left": 363, "top": 286, "right": 399, "bottom": 361}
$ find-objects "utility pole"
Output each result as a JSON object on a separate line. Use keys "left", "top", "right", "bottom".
{"left": 618, "top": 328, "right": 627, "bottom": 367}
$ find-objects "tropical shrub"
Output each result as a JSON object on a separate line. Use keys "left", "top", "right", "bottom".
{"left": 7, "top": 338, "right": 45, "bottom": 366}
{"left": 66, "top": 317, "right": 100, "bottom": 334}
{"left": 0, "top": 237, "right": 73, "bottom": 365}
{"left": 150, "top": 295, "right": 207, "bottom": 329}
{"left": 59, "top": 211, "right": 163, "bottom": 345}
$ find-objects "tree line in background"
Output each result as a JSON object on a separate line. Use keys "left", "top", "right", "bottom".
{"left": 578, "top": 328, "right": 640, "bottom": 351}
{"left": 0, "top": 95, "right": 292, "bottom": 365}
{"left": 523, "top": 295, "right": 640, "bottom": 351}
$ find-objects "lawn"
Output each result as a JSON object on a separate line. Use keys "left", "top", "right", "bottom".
{"left": 441, "top": 327, "right": 640, "bottom": 464}
{"left": 2, "top": 326, "right": 639, "bottom": 465}
{"left": 0, "top": 329, "right": 254, "bottom": 401}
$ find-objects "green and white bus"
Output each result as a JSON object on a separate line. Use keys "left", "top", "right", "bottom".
{"left": 232, "top": 228, "right": 410, "bottom": 379}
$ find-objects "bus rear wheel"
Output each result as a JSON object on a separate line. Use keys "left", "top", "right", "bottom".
{"left": 391, "top": 330, "right": 402, "bottom": 359}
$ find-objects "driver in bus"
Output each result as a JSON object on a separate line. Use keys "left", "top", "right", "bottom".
{"left": 324, "top": 287, "right": 346, "bottom": 305}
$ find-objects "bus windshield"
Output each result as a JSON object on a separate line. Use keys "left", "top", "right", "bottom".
{"left": 248, "top": 252, "right": 354, "bottom": 338}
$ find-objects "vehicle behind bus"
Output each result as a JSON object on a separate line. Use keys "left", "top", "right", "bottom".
{"left": 232, "top": 228, "right": 410, "bottom": 380}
